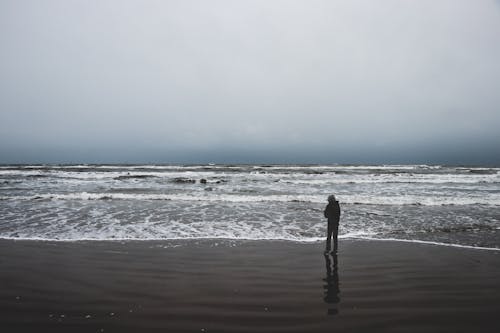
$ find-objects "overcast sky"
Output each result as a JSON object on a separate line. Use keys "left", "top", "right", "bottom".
{"left": 1, "top": 0, "right": 499, "bottom": 164}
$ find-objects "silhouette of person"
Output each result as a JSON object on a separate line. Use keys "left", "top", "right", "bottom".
{"left": 324, "top": 195, "right": 341, "bottom": 253}
{"left": 323, "top": 253, "right": 340, "bottom": 316}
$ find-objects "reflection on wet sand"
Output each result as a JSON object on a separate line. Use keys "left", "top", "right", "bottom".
{"left": 323, "top": 253, "right": 340, "bottom": 316}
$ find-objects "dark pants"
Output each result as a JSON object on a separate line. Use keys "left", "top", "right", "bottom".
{"left": 326, "top": 220, "right": 339, "bottom": 252}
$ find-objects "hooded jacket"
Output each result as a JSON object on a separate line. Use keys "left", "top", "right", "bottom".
{"left": 324, "top": 200, "right": 341, "bottom": 222}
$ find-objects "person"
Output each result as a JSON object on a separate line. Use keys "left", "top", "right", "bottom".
{"left": 324, "top": 195, "right": 341, "bottom": 253}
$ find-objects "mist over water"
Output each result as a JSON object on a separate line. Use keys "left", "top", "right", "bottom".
{"left": 1, "top": 164, "right": 499, "bottom": 249}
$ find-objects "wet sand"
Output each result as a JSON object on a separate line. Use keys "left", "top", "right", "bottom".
{"left": 1, "top": 239, "right": 499, "bottom": 332}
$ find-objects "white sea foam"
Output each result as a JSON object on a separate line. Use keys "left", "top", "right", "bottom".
{"left": 2, "top": 192, "right": 499, "bottom": 206}
{"left": 2, "top": 168, "right": 498, "bottom": 185}
{"left": 351, "top": 237, "right": 500, "bottom": 251}
{"left": 2, "top": 234, "right": 499, "bottom": 252}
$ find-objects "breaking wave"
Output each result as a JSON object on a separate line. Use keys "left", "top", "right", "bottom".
{"left": 1, "top": 192, "right": 500, "bottom": 206}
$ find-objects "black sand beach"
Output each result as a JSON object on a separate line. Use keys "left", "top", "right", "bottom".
{"left": 1, "top": 239, "right": 499, "bottom": 332}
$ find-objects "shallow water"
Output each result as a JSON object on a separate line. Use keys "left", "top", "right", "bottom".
{"left": 1, "top": 164, "right": 499, "bottom": 249}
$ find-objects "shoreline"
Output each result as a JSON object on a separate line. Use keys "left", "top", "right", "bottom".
{"left": 1, "top": 236, "right": 500, "bottom": 252}
{"left": 1, "top": 239, "right": 499, "bottom": 332}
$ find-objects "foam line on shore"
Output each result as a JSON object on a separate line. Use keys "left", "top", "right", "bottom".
{"left": 352, "top": 236, "right": 500, "bottom": 251}
{"left": 0, "top": 235, "right": 324, "bottom": 243}
{"left": 2, "top": 235, "right": 500, "bottom": 251}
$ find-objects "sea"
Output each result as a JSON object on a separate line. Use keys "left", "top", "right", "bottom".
{"left": 1, "top": 164, "right": 499, "bottom": 250}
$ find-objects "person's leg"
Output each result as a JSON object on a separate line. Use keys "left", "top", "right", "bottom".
{"left": 326, "top": 221, "right": 332, "bottom": 252}
{"left": 332, "top": 223, "right": 339, "bottom": 253}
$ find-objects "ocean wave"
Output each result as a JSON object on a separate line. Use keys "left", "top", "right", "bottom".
{"left": 1, "top": 163, "right": 498, "bottom": 172}
{"left": 2, "top": 168, "right": 498, "bottom": 185}
{"left": 114, "top": 174, "right": 159, "bottom": 180}
{"left": 2, "top": 192, "right": 499, "bottom": 206}
{"left": 280, "top": 176, "right": 500, "bottom": 185}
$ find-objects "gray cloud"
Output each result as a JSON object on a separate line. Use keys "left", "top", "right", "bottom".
{"left": 1, "top": 0, "right": 499, "bottom": 164}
